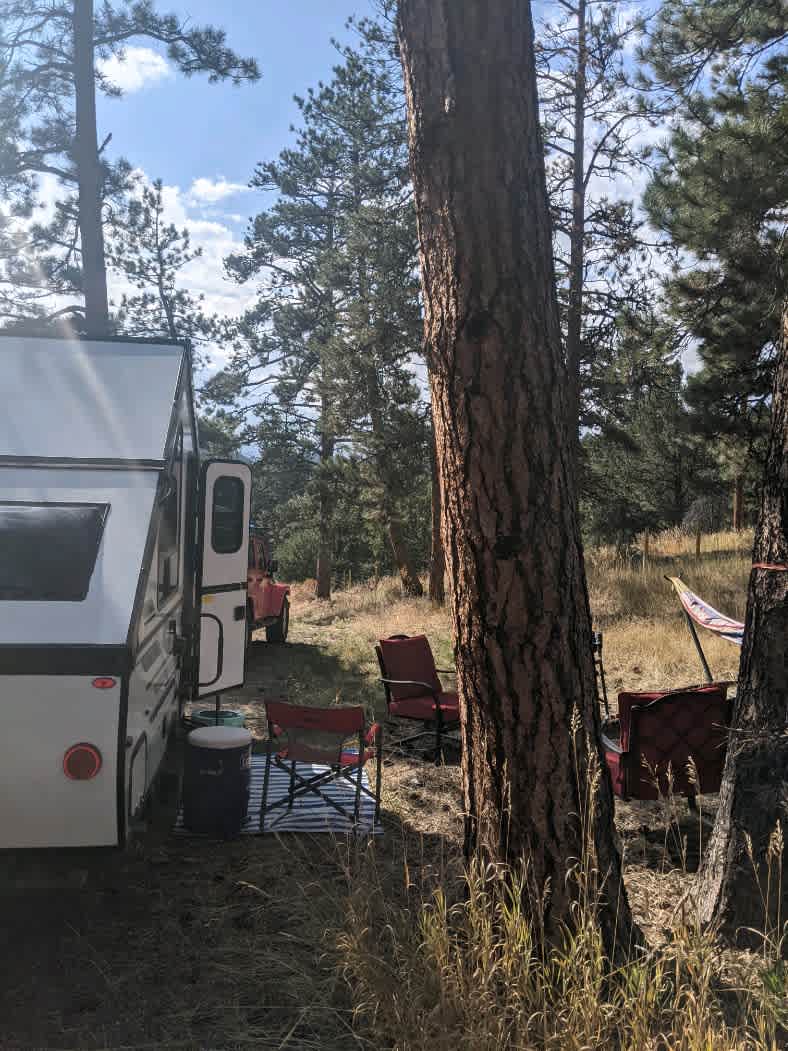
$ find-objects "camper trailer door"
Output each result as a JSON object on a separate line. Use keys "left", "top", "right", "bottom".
{"left": 197, "top": 461, "right": 252, "bottom": 696}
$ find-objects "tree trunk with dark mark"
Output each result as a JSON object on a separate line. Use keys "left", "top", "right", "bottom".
{"left": 398, "top": 0, "right": 637, "bottom": 954}
{"left": 699, "top": 307, "right": 788, "bottom": 940}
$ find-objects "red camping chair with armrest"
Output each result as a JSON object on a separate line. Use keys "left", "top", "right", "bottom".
{"left": 260, "top": 701, "right": 382, "bottom": 832}
{"left": 602, "top": 685, "right": 731, "bottom": 809}
{"left": 375, "top": 634, "right": 460, "bottom": 762}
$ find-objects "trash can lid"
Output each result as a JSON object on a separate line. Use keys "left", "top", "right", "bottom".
{"left": 188, "top": 726, "right": 253, "bottom": 750}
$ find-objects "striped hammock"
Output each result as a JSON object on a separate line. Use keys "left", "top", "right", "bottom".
{"left": 667, "top": 576, "right": 744, "bottom": 646}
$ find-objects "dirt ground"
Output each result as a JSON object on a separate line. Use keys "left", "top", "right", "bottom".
{"left": 0, "top": 608, "right": 730, "bottom": 1051}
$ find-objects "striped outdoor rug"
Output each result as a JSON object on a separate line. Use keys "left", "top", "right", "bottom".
{"left": 174, "top": 755, "right": 383, "bottom": 837}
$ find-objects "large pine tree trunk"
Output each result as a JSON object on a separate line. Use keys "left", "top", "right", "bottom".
{"left": 565, "top": 0, "right": 587, "bottom": 471}
{"left": 398, "top": 0, "right": 636, "bottom": 951}
{"left": 429, "top": 423, "right": 446, "bottom": 603}
{"left": 698, "top": 308, "right": 788, "bottom": 939}
{"left": 73, "top": 0, "right": 110, "bottom": 337}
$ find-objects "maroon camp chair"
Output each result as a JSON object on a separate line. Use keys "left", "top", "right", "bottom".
{"left": 375, "top": 634, "right": 460, "bottom": 762}
{"left": 260, "top": 700, "right": 382, "bottom": 832}
{"left": 602, "top": 685, "right": 731, "bottom": 808}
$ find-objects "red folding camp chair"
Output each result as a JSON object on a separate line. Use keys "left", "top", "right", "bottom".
{"left": 260, "top": 701, "right": 382, "bottom": 832}
{"left": 375, "top": 634, "right": 460, "bottom": 762}
{"left": 602, "top": 685, "right": 731, "bottom": 808}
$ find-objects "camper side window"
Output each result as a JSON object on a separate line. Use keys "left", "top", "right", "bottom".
{"left": 157, "top": 430, "right": 183, "bottom": 603}
{"left": 211, "top": 476, "right": 244, "bottom": 554}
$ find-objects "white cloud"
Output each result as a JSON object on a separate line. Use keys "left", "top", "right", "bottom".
{"left": 98, "top": 46, "right": 172, "bottom": 94}
{"left": 188, "top": 177, "right": 249, "bottom": 204}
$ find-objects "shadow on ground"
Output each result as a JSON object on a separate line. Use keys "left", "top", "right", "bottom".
{"left": 0, "top": 629, "right": 462, "bottom": 1051}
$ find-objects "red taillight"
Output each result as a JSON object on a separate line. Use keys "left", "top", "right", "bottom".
{"left": 92, "top": 677, "right": 116, "bottom": 689}
{"left": 63, "top": 743, "right": 102, "bottom": 781}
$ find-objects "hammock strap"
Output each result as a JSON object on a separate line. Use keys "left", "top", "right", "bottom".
{"left": 752, "top": 563, "right": 788, "bottom": 572}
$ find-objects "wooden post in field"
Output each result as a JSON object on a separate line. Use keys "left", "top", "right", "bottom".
{"left": 696, "top": 528, "right": 702, "bottom": 559}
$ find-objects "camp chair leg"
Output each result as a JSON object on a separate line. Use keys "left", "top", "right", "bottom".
{"left": 387, "top": 724, "right": 437, "bottom": 749}
{"left": 260, "top": 748, "right": 273, "bottom": 833}
{"left": 374, "top": 740, "right": 383, "bottom": 825}
{"left": 279, "top": 764, "right": 363, "bottom": 825}
{"left": 288, "top": 761, "right": 297, "bottom": 811}
{"left": 351, "top": 734, "right": 363, "bottom": 830}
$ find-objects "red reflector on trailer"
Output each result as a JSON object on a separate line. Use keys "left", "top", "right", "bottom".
{"left": 63, "top": 744, "right": 102, "bottom": 781}
{"left": 92, "top": 677, "right": 116, "bottom": 689}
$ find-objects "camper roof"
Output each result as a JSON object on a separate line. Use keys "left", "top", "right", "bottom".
{"left": 0, "top": 335, "right": 186, "bottom": 463}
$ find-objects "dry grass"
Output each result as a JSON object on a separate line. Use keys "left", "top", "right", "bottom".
{"left": 289, "top": 526, "right": 753, "bottom": 702}
{"left": 290, "top": 529, "right": 787, "bottom": 1050}
{"left": 1, "top": 528, "right": 778, "bottom": 1051}
{"left": 334, "top": 738, "right": 786, "bottom": 1051}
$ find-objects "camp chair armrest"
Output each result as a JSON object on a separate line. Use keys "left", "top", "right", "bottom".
{"left": 379, "top": 677, "right": 439, "bottom": 694}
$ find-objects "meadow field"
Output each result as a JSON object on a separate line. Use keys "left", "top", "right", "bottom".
{"left": 2, "top": 529, "right": 783, "bottom": 1051}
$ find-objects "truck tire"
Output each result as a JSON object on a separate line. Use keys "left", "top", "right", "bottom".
{"left": 266, "top": 598, "right": 290, "bottom": 643}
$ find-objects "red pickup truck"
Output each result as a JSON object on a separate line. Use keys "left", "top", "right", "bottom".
{"left": 247, "top": 527, "right": 290, "bottom": 643}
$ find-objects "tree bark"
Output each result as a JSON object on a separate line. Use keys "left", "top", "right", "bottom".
{"left": 565, "top": 0, "right": 587, "bottom": 473}
{"left": 398, "top": 0, "right": 636, "bottom": 953}
{"left": 73, "top": 0, "right": 110, "bottom": 337}
{"left": 315, "top": 408, "right": 334, "bottom": 601}
{"left": 368, "top": 402, "right": 424, "bottom": 598}
{"left": 387, "top": 514, "right": 424, "bottom": 597}
{"left": 698, "top": 308, "right": 788, "bottom": 940}
{"left": 429, "top": 421, "right": 446, "bottom": 603}
{"left": 732, "top": 472, "right": 745, "bottom": 532}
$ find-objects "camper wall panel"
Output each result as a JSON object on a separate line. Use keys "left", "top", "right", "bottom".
{"left": 0, "top": 337, "right": 184, "bottom": 461}
{"left": 0, "top": 469, "right": 157, "bottom": 645}
{"left": 0, "top": 675, "right": 119, "bottom": 848}
{"left": 126, "top": 630, "right": 181, "bottom": 812}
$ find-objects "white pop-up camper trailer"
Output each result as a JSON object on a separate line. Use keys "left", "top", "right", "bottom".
{"left": 0, "top": 334, "right": 252, "bottom": 849}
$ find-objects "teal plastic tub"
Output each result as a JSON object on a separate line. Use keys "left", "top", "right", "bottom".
{"left": 191, "top": 709, "right": 246, "bottom": 729}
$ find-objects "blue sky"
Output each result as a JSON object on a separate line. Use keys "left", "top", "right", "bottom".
{"left": 91, "top": 2, "right": 378, "bottom": 346}
{"left": 98, "top": 2, "right": 377, "bottom": 191}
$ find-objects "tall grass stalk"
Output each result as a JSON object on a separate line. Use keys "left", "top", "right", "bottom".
{"left": 334, "top": 746, "right": 785, "bottom": 1051}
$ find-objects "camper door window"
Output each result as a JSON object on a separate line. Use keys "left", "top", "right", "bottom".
{"left": 0, "top": 502, "right": 109, "bottom": 601}
{"left": 212, "top": 476, "right": 244, "bottom": 554}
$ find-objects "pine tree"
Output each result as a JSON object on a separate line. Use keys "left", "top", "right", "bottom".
{"left": 536, "top": 0, "right": 660, "bottom": 464}
{"left": 221, "top": 98, "right": 346, "bottom": 598}
{"left": 220, "top": 30, "right": 427, "bottom": 597}
{"left": 0, "top": 0, "right": 258, "bottom": 333}
{"left": 107, "top": 178, "right": 220, "bottom": 360}
{"left": 582, "top": 355, "right": 721, "bottom": 546}
{"left": 643, "top": 0, "right": 787, "bottom": 529}
{"left": 698, "top": 304, "right": 788, "bottom": 938}
{"left": 398, "top": 0, "right": 637, "bottom": 953}
{"left": 644, "top": 0, "right": 788, "bottom": 940}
